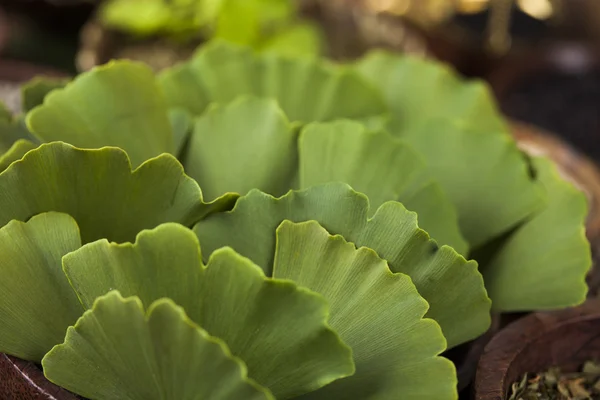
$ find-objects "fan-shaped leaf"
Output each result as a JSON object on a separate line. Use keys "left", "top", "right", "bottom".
{"left": 26, "top": 61, "right": 173, "bottom": 167}
{"left": 274, "top": 220, "right": 457, "bottom": 399}
{"left": 297, "top": 119, "right": 467, "bottom": 253}
{"left": 62, "top": 223, "right": 354, "bottom": 398}
{"left": 400, "top": 179, "right": 467, "bottom": 255}
{"left": 43, "top": 292, "right": 274, "bottom": 400}
{"left": 298, "top": 120, "right": 423, "bottom": 212}
{"left": 158, "top": 39, "right": 386, "bottom": 123}
{"left": 194, "top": 183, "right": 490, "bottom": 347}
{"left": 185, "top": 97, "right": 298, "bottom": 200}
{"left": 0, "top": 212, "right": 82, "bottom": 361}
{"left": 354, "top": 50, "right": 506, "bottom": 133}
{"left": 0, "top": 142, "right": 236, "bottom": 244}
{"left": 169, "top": 108, "right": 193, "bottom": 158}
{"left": 402, "top": 120, "right": 545, "bottom": 248}
{"left": 259, "top": 22, "right": 323, "bottom": 57}
{"left": 21, "top": 77, "right": 68, "bottom": 113}
{"left": 482, "top": 157, "right": 591, "bottom": 310}
{"left": 0, "top": 139, "right": 37, "bottom": 172}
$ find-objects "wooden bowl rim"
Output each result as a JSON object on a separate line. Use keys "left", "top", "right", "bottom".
{"left": 0, "top": 353, "right": 77, "bottom": 399}
{"left": 475, "top": 299, "right": 600, "bottom": 399}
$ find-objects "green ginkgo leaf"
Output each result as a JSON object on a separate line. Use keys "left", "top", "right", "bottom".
{"left": 274, "top": 220, "right": 457, "bottom": 399}
{"left": 0, "top": 102, "right": 39, "bottom": 171}
{"left": 0, "top": 212, "right": 83, "bottom": 361}
{"left": 169, "top": 108, "right": 194, "bottom": 158}
{"left": 354, "top": 51, "right": 545, "bottom": 249}
{"left": 402, "top": 119, "right": 545, "bottom": 248}
{"left": 158, "top": 39, "right": 386, "bottom": 123}
{"left": 43, "top": 292, "right": 274, "bottom": 400}
{"left": 354, "top": 50, "right": 506, "bottom": 133}
{"left": 0, "top": 142, "right": 237, "bottom": 244}
{"left": 0, "top": 110, "right": 34, "bottom": 154}
{"left": 258, "top": 21, "right": 323, "bottom": 57}
{"left": 26, "top": 61, "right": 174, "bottom": 167}
{"left": 186, "top": 97, "right": 298, "bottom": 200}
{"left": 399, "top": 179, "right": 467, "bottom": 255}
{"left": 297, "top": 119, "right": 467, "bottom": 253}
{"left": 194, "top": 183, "right": 491, "bottom": 348}
{"left": 21, "top": 77, "right": 68, "bottom": 113}
{"left": 298, "top": 119, "right": 424, "bottom": 211}
{"left": 62, "top": 223, "right": 354, "bottom": 398}
{"left": 482, "top": 157, "right": 591, "bottom": 310}
{"left": 0, "top": 139, "right": 37, "bottom": 172}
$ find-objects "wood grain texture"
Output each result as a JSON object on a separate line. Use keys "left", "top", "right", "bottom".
{"left": 475, "top": 299, "right": 600, "bottom": 400}
{"left": 0, "top": 353, "right": 78, "bottom": 399}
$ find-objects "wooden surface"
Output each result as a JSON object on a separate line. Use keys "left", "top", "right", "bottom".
{"left": 0, "top": 353, "right": 77, "bottom": 399}
{"left": 475, "top": 299, "right": 600, "bottom": 400}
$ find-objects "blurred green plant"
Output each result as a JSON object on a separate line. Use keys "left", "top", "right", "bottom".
{"left": 98, "top": 0, "right": 323, "bottom": 56}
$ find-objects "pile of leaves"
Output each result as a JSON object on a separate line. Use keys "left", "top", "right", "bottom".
{"left": 0, "top": 39, "right": 591, "bottom": 399}
{"left": 509, "top": 361, "right": 600, "bottom": 400}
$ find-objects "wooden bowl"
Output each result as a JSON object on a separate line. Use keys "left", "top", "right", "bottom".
{"left": 474, "top": 298, "right": 600, "bottom": 400}
{"left": 0, "top": 353, "right": 77, "bottom": 399}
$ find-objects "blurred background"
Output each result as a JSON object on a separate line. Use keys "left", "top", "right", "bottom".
{"left": 0, "top": 0, "right": 598, "bottom": 162}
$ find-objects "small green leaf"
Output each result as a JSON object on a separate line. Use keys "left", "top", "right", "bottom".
{"left": 355, "top": 50, "right": 506, "bottom": 133}
{"left": 62, "top": 223, "right": 354, "bottom": 398}
{"left": 21, "top": 76, "right": 68, "bottom": 113}
{"left": 26, "top": 61, "right": 174, "bottom": 167}
{"left": 0, "top": 212, "right": 83, "bottom": 362}
{"left": 100, "top": 0, "right": 178, "bottom": 36}
{"left": 0, "top": 139, "right": 37, "bottom": 172}
{"left": 195, "top": 183, "right": 491, "bottom": 348}
{"left": 298, "top": 120, "right": 424, "bottom": 213}
{"left": 168, "top": 108, "right": 193, "bottom": 158}
{"left": 482, "top": 157, "right": 591, "bottom": 310}
{"left": 185, "top": 97, "right": 298, "bottom": 200}
{"left": 297, "top": 119, "right": 467, "bottom": 252}
{"left": 399, "top": 179, "right": 468, "bottom": 255}
{"left": 158, "top": 40, "right": 387, "bottom": 123}
{"left": 259, "top": 22, "right": 323, "bottom": 57}
{"left": 0, "top": 142, "right": 237, "bottom": 244}
{"left": 274, "top": 220, "right": 457, "bottom": 399}
{"left": 43, "top": 292, "right": 274, "bottom": 400}
{"left": 0, "top": 114, "right": 34, "bottom": 154}
{"left": 402, "top": 120, "right": 545, "bottom": 248}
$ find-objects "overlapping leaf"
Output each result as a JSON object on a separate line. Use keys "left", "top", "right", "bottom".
{"left": 354, "top": 49, "right": 589, "bottom": 312}
{"left": 26, "top": 61, "right": 174, "bottom": 167}
{"left": 158, "top": 39, "right": 387, "bottom": 123}
{"left": 354, "top": 51, "right": 506, "bottom": 133}
{"left": 0, "top": 142, "right": 236, "bottom": 243}
{"left": 274, "top": 221, "right": 457, "bottom": 399}
{"left": 298, "top": 119, "right": 467, "bottom": 253}
{"left": 21, "top": 77, "right": 68, "bottom": 113}
{"left": 194, "top": 183, "right": 491, "bottom": 348}
{"left": 43, "top": 292, "right": 275, "bottom": 400}
{"left": 0, "top": 212, "right": 83, "bottom": 361}
{"left": 482, "top": 157, "right": 591, "bottom": 310}
{"left": 355, "top": 51, "right": 545, "bottom": 248}
{"left": 403, "top": 120, "right": 545, "bottom": 248}
{"left": 0, "top": 102, "right": 37, "bottom": 172}
{"left": 185, "top": 97, "right": 298, "bottom": 200}
{"left": 62, "top": 223, "right": 354, "bottom": 398}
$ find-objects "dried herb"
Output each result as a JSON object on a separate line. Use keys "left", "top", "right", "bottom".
{"left": 509, "top": 361, "right": 600, "bottom": 399}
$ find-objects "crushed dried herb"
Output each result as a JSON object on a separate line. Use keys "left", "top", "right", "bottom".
{"left": 509, "top": 361, "right": 600, "bottom": 399}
